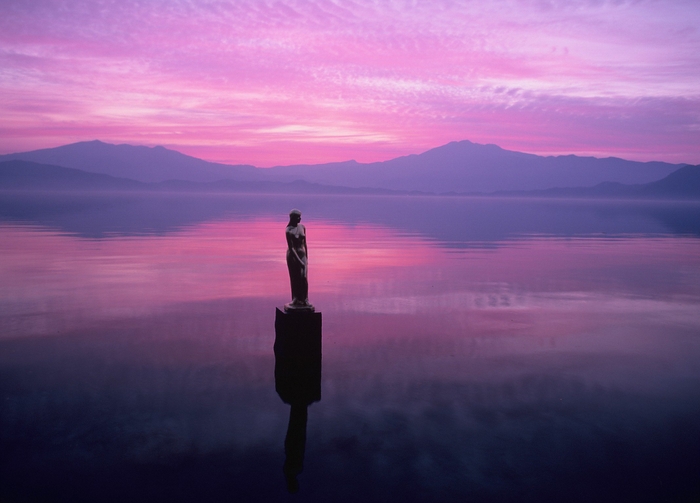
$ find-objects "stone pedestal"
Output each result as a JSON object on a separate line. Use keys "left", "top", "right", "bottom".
{"left": 274, "top": 308, "right": 322, "bottom": 406}
{"left": 274, "top": 308, "right": 322, "bottom": 492}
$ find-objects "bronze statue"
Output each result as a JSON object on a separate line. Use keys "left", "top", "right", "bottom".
{"left": 285, "top": 209, "right": 314, "bottom": 312}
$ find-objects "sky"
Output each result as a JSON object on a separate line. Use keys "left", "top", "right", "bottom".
{"left": 1, "top": 0, "right": 699, "bottom": 166}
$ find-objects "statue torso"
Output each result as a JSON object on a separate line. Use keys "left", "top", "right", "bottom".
{"left": 286, "top": 224, "right": 306, "bottom": 255}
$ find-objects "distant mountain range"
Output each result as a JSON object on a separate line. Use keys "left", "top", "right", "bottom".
{"left": 0, "top": 160, "right": 407, "bottom": 196}
{"left": 260, "top": 141, "right": 684, "bottom": 193}
{"left": 0, "top": 141, "right": 258, "bottom": 183}
{"left": 2, "top": 159, "right": 699, "bottom": 200}
{"left": 506, "top": 164, "right": 700, "bottom": 199}
{"left": 0, "top": 140, "right": 688, "bottom": 193}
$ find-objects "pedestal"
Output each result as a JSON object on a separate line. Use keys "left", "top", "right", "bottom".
{"left": 274, "top": 308, "right": 322, "bottom": 406}
{"left": 274, "top": 308, "right": 323, "bottom": 493}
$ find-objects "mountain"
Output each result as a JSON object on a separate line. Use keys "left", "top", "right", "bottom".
{"left": 259, "top": 141, "right": 684, "bottom": 192}
{"left": 3, "top": 159, "right": 699, "bottom": 200}
{"left": 507, "top": 164, "right": 700, "bottom": 199}
{"left": 0, "top": 160, "right": 408, "bottom": 195}
{"left": 2, "top": 171, "right": 699, "bottom": 242}
{"left": 0, "top": 139, "right": 687, "bottom": 192}
{"left": 0, "top": 140, "right": 259, "bottom": 183}
{"left": 0, "top": 160, "right": 146, "bottom": 190}
{"left": 639, "top": 164, "right": 700, "bottom": 198}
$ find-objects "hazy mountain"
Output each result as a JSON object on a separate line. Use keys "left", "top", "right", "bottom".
{"left": 0, "top": 140, "right": 259, "bottom": 183}
{"left": 260, "top": 141, "right": 683, "bottom": 192}
{"left": 0, "top": 160, "right": 405, "bottom": 195}
{"left": 0, "top": 139, "right": 687, "bottom": 192}
{"left": 507, "top": 164, "right": 700, "bottom": 199}
{"left": 640, "top": 164, "right": 700, "bottom": 198}
{"left": 3, "top": 159, "right": 698, "bottom": 200}
{"left": 0, "top": 160, "right": 146, "bottom": 190}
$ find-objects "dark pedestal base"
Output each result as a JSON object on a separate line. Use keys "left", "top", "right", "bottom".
{"left": 274, "top": 308, "right": 323, "bottom": 493}
{"left": 274, "top": 308, "right": 322, "bottom": 406}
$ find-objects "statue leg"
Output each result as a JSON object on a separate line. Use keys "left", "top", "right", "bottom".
{"left": 288, "top": 260, "right": 303, "bottom": 304}
{"left": 300, "top": 276, "right": 308, "bottom": 304}
{"left": 286, "top": 257, "right": 312, "bottom": 310}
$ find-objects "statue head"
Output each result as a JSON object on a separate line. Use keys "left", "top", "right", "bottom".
{"left": 289, "top": 209, "right": 302, "bottom": 224}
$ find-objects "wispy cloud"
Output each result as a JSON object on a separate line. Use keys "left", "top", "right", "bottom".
{"left": 1, "top": 0, "right": 699, "bottom": 164}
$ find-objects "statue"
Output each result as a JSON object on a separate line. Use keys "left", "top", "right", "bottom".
{"left": 285, "top": 209, "right": 314, "bottom": 312}
{"left": 277, "top": 210, "right": 321, "bottom": 490}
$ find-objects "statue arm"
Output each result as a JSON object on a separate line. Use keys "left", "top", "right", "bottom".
{"left": 302, "top": 225, "right": 308, "bottom": 261}
{"left": 286, "top": 229, "right": 305, "bottom": 266}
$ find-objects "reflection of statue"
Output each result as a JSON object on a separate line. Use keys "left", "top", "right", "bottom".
{"left": 283, "top": 404, "right": 308, "bottom": 493}
{"left": 285, "top": 209, "right": 314, "bottom": 312}
{"left": 274, "top": 308, "right": 322, "bottom": 493}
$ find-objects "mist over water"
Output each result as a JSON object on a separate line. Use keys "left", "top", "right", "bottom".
{"left": 1, "top": 193, "right": 700, "bottom": 502}
{"left": 2, "top": 191, "right": 700, "bottom": 240}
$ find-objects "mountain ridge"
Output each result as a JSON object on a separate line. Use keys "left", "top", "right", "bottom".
{"left": 0, "top": 139, "right": 687, "bottom": 192}
{"left": 0, "top": 160, "right": 415, "bottom": 196}
{"left": 2, "top": 159, "right": 698, "bottom": 200}
{"left": 0, "top": 140, "right": 259, "bottom": 183}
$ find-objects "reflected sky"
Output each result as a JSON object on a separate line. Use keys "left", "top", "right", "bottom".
{"left": 1, "top": 191, "right": 700, "bottom": 243}
{"left": 3, "top": 216, "right": 699, "bottom": 338}
{"left": 1, "top": 198, "right": 700, "bottom": 502}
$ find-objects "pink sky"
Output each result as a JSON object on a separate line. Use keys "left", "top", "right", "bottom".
{"left": 1, "top": 0, "right": 699, "bottom": 166}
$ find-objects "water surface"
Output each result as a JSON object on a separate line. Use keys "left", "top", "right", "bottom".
{"left": 1, "top": 193, "right": 699, "bottom": 502}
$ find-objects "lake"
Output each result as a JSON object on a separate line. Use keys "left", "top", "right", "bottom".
{"left": 1, "top": 192, "right": 700, "bottom": 502}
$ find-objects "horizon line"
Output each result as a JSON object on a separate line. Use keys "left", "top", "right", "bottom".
{"left": 2, "top": 138, "right": 694, "bottom": 169}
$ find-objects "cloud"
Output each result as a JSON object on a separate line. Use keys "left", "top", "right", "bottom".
{"left": 1, "top": 0, "right": 699, "bottom": 163}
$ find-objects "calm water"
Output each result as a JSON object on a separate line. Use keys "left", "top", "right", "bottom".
{"left": 1, "top": 192, "right": 700, "bottom": 502}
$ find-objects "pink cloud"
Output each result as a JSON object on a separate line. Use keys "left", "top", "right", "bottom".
{"left": 1, "top": 0, "right": 699, "bottom": 164}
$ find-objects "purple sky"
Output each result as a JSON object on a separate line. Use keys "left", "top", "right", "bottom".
{"left": 1, "top": 0, "right": 699, "bottom": 166}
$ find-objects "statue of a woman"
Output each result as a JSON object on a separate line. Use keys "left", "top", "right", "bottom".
{"left": 285, "top": 209, "right": 314, "bottom": 312}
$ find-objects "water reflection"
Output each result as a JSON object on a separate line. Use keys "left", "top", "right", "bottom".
{"left": 2, "top": 217, "right": 698, "bottom": 339}
{"left": 1, "top": 198, "right": 700, "bottom": 501}
{"left": 1, "top": 191, "right": 699, "bottom": 244}
{"left": 274, "top": 308, "right": 322, "bottom": 493}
